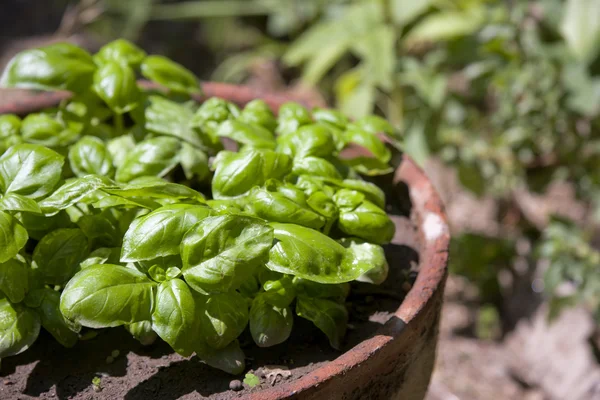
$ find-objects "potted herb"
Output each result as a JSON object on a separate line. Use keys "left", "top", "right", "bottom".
{"left": 0, "top": 40, "right": 448, "bottom": 399}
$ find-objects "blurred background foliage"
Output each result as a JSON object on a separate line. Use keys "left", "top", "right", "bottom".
{"left": 1, "top": 0, "right": 599, "bottom": 332}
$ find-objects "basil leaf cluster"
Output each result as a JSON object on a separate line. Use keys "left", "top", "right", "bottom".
{"left": 0, "top": 40, "right": 400, "bottom": 375}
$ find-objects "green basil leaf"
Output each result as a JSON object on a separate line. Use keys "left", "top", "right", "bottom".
{"left": 33, "top": 228, "right": 89, "bottom": 285}
{"left": 145, "top": 96, "right": 211, "bottom": 150}
{"left": 38, "top": 175, "right": 112, "bottom": 215}
{"left": 238, "top": 99, "right": 277, "bottom": 132}
{"left": 107, "top": 135, "right": 136, "bottom": 169}
{"left": 0, "top": 114, "right": 21, "bottom": 138}
{"left": 267, "top": 223, "right": 374, "bottom": 283}
{"left": 248, "top": 187, "right": 325, "bottom": 230}
{"left": 344, "top": 127, "right": 391, "bottom": 163}
{"left": 181, "top": 215, "right": 273, "bottom": 294}
{"left": 339, "top": 238, "right": 388, "bottom": 284}
{"left": 20, "top": 114, "right": 65, "bottom": 147}
{"left": 325, "top": 178, "right": 385, "bottom": 209}
{"left": 312, "top": 108, "right": 349, "bottom": 130}
{"left": 276, "top": 102, "right": 312, "bottom": 136}
{"left": 152, "top": 278, "right": 198, "bottom": 356}
{"left": 261, "top": 275, "right": 296, "bottom": 308}
{"left": 179, "top": 143, "right": 209, "bottom": 181}
{"left": 115, "top": 136, "right": 181, "bottom": 182}
{"left": 195, "top": 339, "right": 245, "bottom": 375}
{"left": 0, "top": 210, "right": 28, "bottom": 263}
{"left": 148, "top": 265, "right": 167, "bottom": 282}
{"left": 121, "top": 204, "right": 213, "bottom": 262}
{"left": 93, "top": 61, "right": 140, "bottom": 114}
{"left": 0, "top": 297, "right": 41, "bottom": 358}
{"left": 60, "top": 264, "right": 157, "bottom": 328}
{"left": 0, "top": 43, "right": 95, "bottom": 92}
{"left": 68, "top": 136, "right": 115, "bottom": 178}
{"left": 191, "top": 97, "right": 240, "bottom": 134}
{"left": 344, "top": 156, "right": 394, "bottom": 176}
{"left": 277, "top": 124, "right": 337, "bottom": 158}
{"left": 29, "top": 288, "right": 78, "bottom": 348}
{"left": 94, "top": 39, "right": 147, "bottom": 69}
{"left": 212, "top": 149, "right": 292, "bottom": 199}
{"left": 103, "top": 178, "right": 205, "bottom": 203}
{"left": 296, "top": 296, "right": 348, "bottom": 350}
{"left": 250, "top": 294, "right": 293, "bottom": 347}
{"left": 0, "top": 193, "right": 42, "bottom": 214}
{"left": 292, "top": 156, "right": 342, "bottom": 180}
{"left": 181, "top": 215, "right": 273, "bottom": 293}
{"left": 216, "top": 120, "right": 276, "bottom": 150}
{"left": 141, "top": 55, "right": 201, "bottom": 95}
{"left": 199, "top": 291, "right": 248, "bottom": 349}
{"left": 0, "top": 143, "right": 64, "bottom": 199}
{"left": 334, "top": 190, "right": 395, "bottom": 244}
{"left": 0, "top": 257, "right": 29, "bottom": 303}
{"left": 125, "top": 320, "right": 157, "bottom": 346}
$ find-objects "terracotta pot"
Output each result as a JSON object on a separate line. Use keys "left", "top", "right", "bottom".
{"left": 0, "top": 83, "right": 449, "bottom": 400}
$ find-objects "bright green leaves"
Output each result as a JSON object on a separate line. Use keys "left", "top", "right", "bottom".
{"left": 212, "top": 149, "right": 292, "bottom": 199}
{"left": 0, "top": 257, "right": 29, "bottom": 303}
{"left": 0, "top": 297, "right": 41, "bottom": 358}
{"left": 0, "top": 114, "right": 21, "bottom": 138}
{"left": 20, "top": 114, "right": 70, "bottom": 147}
{"left": 181, "top": 215, "right": 273, "bottom": 294}
{"left": 94, "top": 39, "right": 147, "bottom": 69}
{"left": 38, "top": 175, "right": 110, "bottom": 215}
{"left": 216, "top": 120, "right": 276, "bottom": 150}
{"left": 340, "top": 238, "right": 388, "bottom": 285}
{"left": 141, "top": 55, "right": 201, "bottom": 95}
{"left": 334, "top": 189, "right": 395, "bottom": 244}
{"left": 0, "top": 38, "right": 398, "bottom": 368}
{"left": 199, "top": 291, "right": 248, "bottom": 349}
{"left": 267, "top": 223, "right": 374, "bottom": 283}
{"left": 115, "top": 137, "right": 181, "bottom": 182}
{"left": 152, "top": 278, "right": 198, "bottom": 356}
{"left": 60, "top": 264, "right": 156, "bottom": 328}
{"left": 296, "top": 296, "right": 348, "bottom": 350}
{"left": 0, "top": 193, "right": 41, "bottom": 214}
{"left": 145, "top": 96, "right": 211, "bottom": 150}
{"left": 33, "top": 228, "right": 89, "bottom": 285}
{"left": 27, "top": 288, "right": 79, "bottom": 348}
{"left": 0, "top": 211, "right": 28, "bottom": 263}
{"left": 69, "top": 136, "right": 115, "bottom": 178}
{"left": 276, "top": 102, "right": 312, "bottom": 136}
{"left": 0, "top": 144, "right": 63, "bottom": 199}
{"left": 0, "top": 43, "right": 96, "bottom": 92}
{"left": 250, "top": 294, "right": 293, "bottom": 347}
{"left": 248, "top": 185, "right": 325, "bottom": 230}
{"left": 92, "top": 61, "right": 140, "bottom": 114}
{"left": 121, "top": 204, "right": 213, "bottom": 262}
{"left": 277, "top": 124, "right": 337, "bottom": 158}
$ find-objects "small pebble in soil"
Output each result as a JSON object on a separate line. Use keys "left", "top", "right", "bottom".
{"left": 402, "top": 282, "right": 412, "bottom": 292}
{"left": 111, "top": 350, "right": 120, "bottom": 358}
{"left": 106, "top": 356, "right": 114, "bottom": 364}
{"left": 229, "top": 380, "right": 244, "bottom": 391}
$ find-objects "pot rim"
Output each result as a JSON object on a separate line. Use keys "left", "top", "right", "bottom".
{"left": 0, "top": 82, "right": 450, "bottom": 399}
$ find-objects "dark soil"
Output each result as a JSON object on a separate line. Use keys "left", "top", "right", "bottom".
{"left": 0, "top": 210, "right": 418, "bottom": 400}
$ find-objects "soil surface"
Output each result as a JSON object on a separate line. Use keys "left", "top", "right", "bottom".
{"left": 0, "top": 201, "right": 418, "bottom": 400}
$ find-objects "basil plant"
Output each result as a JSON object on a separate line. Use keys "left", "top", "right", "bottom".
{"left": 0, "top": 39, "right": 398, "bottom": 375}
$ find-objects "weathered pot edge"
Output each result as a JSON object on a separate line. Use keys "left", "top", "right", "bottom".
{"left": 0, "top": 84, "right": 450, "bottom": 400}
